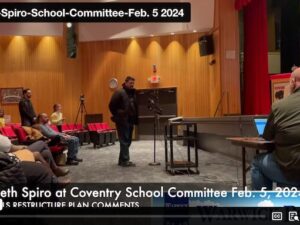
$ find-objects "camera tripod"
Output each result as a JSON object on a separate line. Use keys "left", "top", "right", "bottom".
{"left": 74, "top": 97, "right": 87, "bottom": 125}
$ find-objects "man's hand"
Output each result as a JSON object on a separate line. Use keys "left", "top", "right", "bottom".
{"left": 62, "top": 134, "right": 71, "bottom": 139}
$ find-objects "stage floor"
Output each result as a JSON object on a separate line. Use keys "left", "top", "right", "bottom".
{"left": 64, "top": 140, "right": 250, "bottom": 189}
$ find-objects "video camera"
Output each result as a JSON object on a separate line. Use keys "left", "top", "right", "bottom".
{"left": 80, "top": 94, "right": 85, "bottom": 103}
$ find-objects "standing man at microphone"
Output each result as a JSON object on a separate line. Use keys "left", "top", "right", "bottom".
{"left": 109, "top": 76, "right": 138, "bottom": 167}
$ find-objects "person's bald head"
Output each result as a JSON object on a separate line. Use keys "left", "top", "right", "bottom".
{"left": 37, "top": 113, "right": 49, "bottom": 124}
{"left": 290, "top": 68, "right": 300, "bottom": 93}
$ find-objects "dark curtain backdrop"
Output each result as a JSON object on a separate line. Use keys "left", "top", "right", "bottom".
{"left": 235, "top": 0, "right": 252, "bottom": 10}
{"left": 280, "top": 0, "right": 300, "bottom": 72}
{"left": 236, "top": 0, "right": 270, "bottom": 115}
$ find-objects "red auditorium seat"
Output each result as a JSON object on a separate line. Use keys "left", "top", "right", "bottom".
{"left": 100, "top": 122, "right": 116, "bottom": 145}
{"left": 94, "top": 123, "right": 111, "bottom": 145}
{"left": 13, "top": 126, "right": 33, "bottom": 145}
{"left": 68, "top": 124, "right": 78, "bottom": 131}
{"left": 75, "top": 123, "right": 90, "bottom": 144}
{"left": 101, "top": 122, "right": 113, "bottom": 131}
{"left": 50, "top": 124, "right": 60, "bottom": 132}
{"left": 13, "top": 126, "right": 65, "bottom": 159}
{"left": 49, "top": 144, "right": 67, "bottom": 166}
{"left": 1, "top": 126, "right": 18, "bottom": 144}
{"left": 87, "top": 123, "right": 105, "bottom": 148}
{"left": 7, "top": 123, "right": 21, "bottom": 129}
{"left": 68, "top": 123, "right": 87, "bottom": 145}
{"left": 75, "top": 124, "right": 84, "bottom": 130}
{"left": 61, "top": 124, "right": 74, "bottom": 134}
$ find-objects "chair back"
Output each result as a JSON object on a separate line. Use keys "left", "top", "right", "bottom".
{"left": 87, "top": 123, "right": 96, "bottom": 131}
{"left": 50, "top": 125, "right": 59, "bottom": 132}
{"left": 1, "top": 126, "right": 17, "bottom": 138}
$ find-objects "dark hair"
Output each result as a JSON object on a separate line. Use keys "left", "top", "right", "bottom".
{"left": 23, "top": 88, "right": 31, "bottom": 95}
{"left": 125, "top": 76, "right": 135, "bottom": 82}
{"left": 53, "top": 104, "right": 60, "bottom": 112}
{"left": 37, "top": 114, "right": 42, "bottom": 122}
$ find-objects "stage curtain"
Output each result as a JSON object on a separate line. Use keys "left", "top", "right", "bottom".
{"left": 235, "top": 0, "right": 252, "bottom": 10}
{"left": 240, "top": 0, "right": 270, "bottom": 115}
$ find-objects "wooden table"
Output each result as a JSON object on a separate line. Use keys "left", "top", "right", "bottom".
{"left": 227, "top": 137, "right": 275, "bottom": 188}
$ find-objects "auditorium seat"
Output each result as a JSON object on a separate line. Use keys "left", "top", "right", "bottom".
{"left": 7, "top": 123, "right": 21, "bottom": 129}
{"left": 68, "top": 123, "right": 78, "bottom": 131}
{"left": 68, "top": 123, "right": 85, "bottom": 145}
{"left": 101, "top": 122, "right": 116, "bottom": 145}
{"left": 13, "top": 126, "right": 35, "bottom": 145}
{"left": 61, "top": 124, "right": 74, "bottom": 134}
{"left": 94, "top": 123, "right": 110, "bottom": 145}
{"left": 0, "top": 126, "right": 18, "bottom": 144}
{"left": 75, "top": 123, "right": 90, "bottom": 144}
{"left": 49, "top": 144, "right": 67, "bottom": 166}
{"left": 75, "top": 124, "right": 84, "bottom": 130}
{"left": 50, "top": 124, "right": 60, "bottom": 132}
{"left": 11, "top": 126, "right": 66, "bottom": 163}
{"left": 87, "top": 123, "right": 105, "bottom": 148}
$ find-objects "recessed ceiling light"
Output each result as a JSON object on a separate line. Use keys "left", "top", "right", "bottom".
{"left": 66, "top": 22, "right": 72, "bottom": 28}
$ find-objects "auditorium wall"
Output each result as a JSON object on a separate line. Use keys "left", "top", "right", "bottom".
{"left": 80, "top": 32, "right": 221, "bottom": 126}
{"left": 81, "top": 0, "right": 240, "bottom": 125}
{"left": 0, "top": 0, "right": 240, "bottom": 124}
{"left": 0, "top": 35, "right": 82, "bottom": 123}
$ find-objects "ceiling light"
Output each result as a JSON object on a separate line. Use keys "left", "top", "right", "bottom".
{"left": 171, "top": 33, "right": 175, "bottom": 35}
{"left": 66, "top": 23, "right": 72, "bottom": 28}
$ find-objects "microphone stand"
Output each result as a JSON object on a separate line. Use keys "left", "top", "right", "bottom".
{"left": 149, "top": 111, "right": 161, "bottom": 166}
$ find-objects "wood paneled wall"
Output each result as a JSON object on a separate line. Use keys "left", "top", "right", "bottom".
{"left": 217, "top": 0, "right": 241, "bottom": 115}
{"left": 81, "top": 0, "right": 240, "bottom": 124}
{"left": 0, "top": 35, "right": 82, "bottom": 123}
{"left": 0, "top": 0, "right": 240, "bottom": 124}
{"left": 80, "top": 33, "right": 222, "bottom": 125}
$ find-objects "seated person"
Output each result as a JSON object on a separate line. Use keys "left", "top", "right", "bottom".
{"left": 0, "top": 151, "right": 69, "bottom": 189}
{"left": 0, "top": 109, "right": 5, "bottom": 127}
{"left": 0, "top": 134, "right": 69, "bottom": 177}
{"left": 251, "top": 68, "right": 300, "bottom": 190}
{"left": 22, "top": 126, "right": 47, "bottom": 142}
{"left": 36, "top": 113, "right": 82, "bottom": 166}
{"left": 50, "top": 103, "right": 65, "bottom": 132}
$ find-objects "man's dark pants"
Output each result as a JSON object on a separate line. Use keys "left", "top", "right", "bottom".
{"left": 116, "top": 121, "right": 134, "bottom": 164}
{"left": 20, "top": 162, "right": 57, "bottom": 185}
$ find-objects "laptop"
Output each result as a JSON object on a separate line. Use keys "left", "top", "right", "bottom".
{"left": 253, "top": 118, "right": 268, "bottom": 137}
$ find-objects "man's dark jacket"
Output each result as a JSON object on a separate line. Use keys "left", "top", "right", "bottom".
{"left": 109, "top": 87, "right": 138, "bottom": 125}
{"left": 19, "top": 98, "right": 36, "bottom": 126}
{"left": 0, "top": 152, "right": 26, "bottom": 189}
